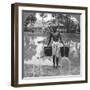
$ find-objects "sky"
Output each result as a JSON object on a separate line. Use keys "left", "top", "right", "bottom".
{"left": 36, "top": 13, "right": 54, "bottom": 21}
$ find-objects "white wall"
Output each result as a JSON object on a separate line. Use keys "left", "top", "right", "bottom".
{"left": 0, "top": 0, "right": 89, "bottom": 90}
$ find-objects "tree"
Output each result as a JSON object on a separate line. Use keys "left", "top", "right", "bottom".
{"left": 64, "top": 14, "right": 71, "bottom": 33}
{"left": 24, "top": 13, "right": 37, "bottom": 31}
{"left": 40, "top": 13, "right": 47, "bottom": 32}
{"left": 52, "top": 13, "right": 64, "bottom": 24}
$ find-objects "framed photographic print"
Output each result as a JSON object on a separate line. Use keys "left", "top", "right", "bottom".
{"left": 11, "top": 3, "right": 88, "bottom": 87}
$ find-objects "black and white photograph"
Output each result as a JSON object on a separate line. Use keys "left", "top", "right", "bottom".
{"left": 11, "top": 3, "right": 87, "bottom": 86}
{"left": 23, "top": 11, "right": 81, "bottom": 77}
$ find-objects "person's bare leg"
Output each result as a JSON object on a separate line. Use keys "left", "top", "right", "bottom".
{"left": 56, "top": 57, "right": 59, "bottom": 68}
{"left": 53, "top": 55, "right": 55, "bottom": 68}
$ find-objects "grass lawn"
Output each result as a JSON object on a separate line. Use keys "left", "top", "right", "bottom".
{"left": 61, "top": 33, "right": 80, "bottom": 42}
{"left": 23, "top": 32, "right": 80, "bottom": 77}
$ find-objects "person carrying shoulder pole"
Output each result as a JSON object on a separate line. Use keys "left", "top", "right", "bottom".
{"left": 47, "top": 24, "right": 64, "bottom": 68}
